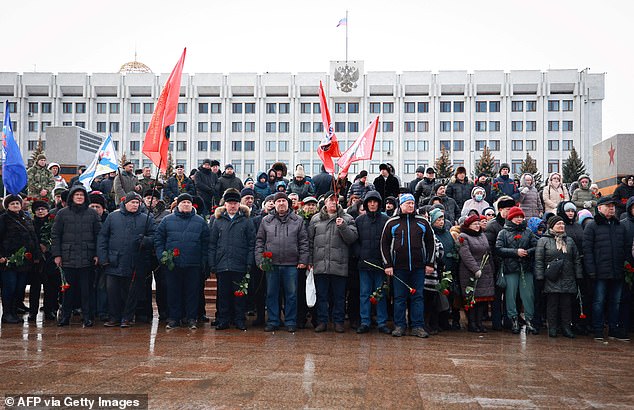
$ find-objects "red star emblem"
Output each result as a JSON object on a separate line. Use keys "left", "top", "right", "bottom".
{"left": 608, "top": 143, "right": 615, "bottom": 165}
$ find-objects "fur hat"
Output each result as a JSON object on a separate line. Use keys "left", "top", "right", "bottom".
{"left": 240, "top": 187, "right": 255, "bottom": 198}
{"left": 379, "top": 163, "right": 389, "bottom": 171}
{"left": 123, "top": 192, "right": 142, "bottom": 204}
{"left": 354, "top": 170, "right": 368, "bottom": 181}
{"left": 495, "top": 196, "right": 516, "bottom": 211}
{"left": 31, "top": 199, "right": 50, "bottom": 213}
{"left": 506, "top": 206, "right": 525, "bottom": 220}
{"left": 223, "top": 188, "right": 241, "bottom": 203}
{"left": 36, "top": 154, "right": 46, "bottom": 162}
{"left": 3, "top": 194, "right": 23, "bottom": 209}
{"left": 176, "top": 193, "right": 193, "bottom": 205}
{"left": 273, "top": 192, "right": 288, "bottom": 202}
{"left": 88, "top": 192, "right": 106, "bottom": 209}
{"left": 499, "top": 163, "right": 510, "bottom": 172}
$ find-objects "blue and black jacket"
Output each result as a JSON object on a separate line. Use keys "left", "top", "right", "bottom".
{"left": 380, "top": 211, "right": 435, "bottom": 271}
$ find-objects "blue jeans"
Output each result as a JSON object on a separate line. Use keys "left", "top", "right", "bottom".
{"left": 359, "top": 269, "right": 388, "bottom": 327}
{"left": 393, "top": 269, "right": 425, "bottom": 329}
{"left": 266, "top": 265, "right": 297, "bottom": 327}
{"left": 61, "top": 267, "right": 95, "bottom": 322}
{"left": 1, "top": 270, "right": 27, "bottom": 315}
{"left": 592, "top": 279, "right": 623, "bottom": 335}
{"left": 315, "top": 274, "right": 347, "bottom": 325}
{"left": 165, "top": 266, "right": 201, "bottom": 322}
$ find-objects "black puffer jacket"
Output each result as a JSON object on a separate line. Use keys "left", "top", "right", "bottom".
{"left": 0, "top": 210, "right": 40, "bottom": 272}
{"left": 373, "top": 174, "right": 400, "bottom": 204}
{"left": 556, "top": 201, "right": 584, "bottom": 255}
{"left": 414, "top": 177, "right": 436, "bottom": 204}
{"left": 208, "top": 205, "right": 255, "bottom": 273}
{"left": 215, "top": 172, "right": 244, "bottom": 198}
{"left": 354, "top": 191, "right": 389, "bottom": 271}
{"left": 583, "top": 210, "right": 626, "bottom": 280}
{"left": 613, "top": 177, "right": 634, "bottom": 217}
{"left": 154, "top": 208, "right": 210, "bottom": 268}
{"left": 446, "top": 176, "right": 474, "bottom": 211}
{"left": 97, "top": 203, "right": 156, "bottom": 277}
{"left": 534, "top": 232, "right": 582, "bottom": 293}
{"left": 495, "top": 220, "right": 537, "bottom": 275}
{"left": 194, "top": 166, "right": 220, "bottom": 207}
{"left": 51, "top": 185, "right": 102, "bottom": 268}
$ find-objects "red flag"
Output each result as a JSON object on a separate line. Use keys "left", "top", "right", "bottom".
{"left": 337, "top": 116, "right": 379, "bottom": 174}
{"left": 317, "top": 81, "right": 342, "bottom": 174}
{"left": 142, "top": 48, "right": 186, "bottom": 172}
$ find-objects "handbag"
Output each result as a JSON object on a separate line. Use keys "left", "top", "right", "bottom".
{"left": 496, "top": 264, "right": 506, "bottom": 289}
{"left": 305, "top": 267, "right": 316, "bottom": 308}
{"left": 544, "top": 258, "right": 565, "bottom": 281}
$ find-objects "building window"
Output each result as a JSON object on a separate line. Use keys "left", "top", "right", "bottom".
{"left": 41, "top": 103, "right": 51, "bottom": 113}
{"left": 475, "top": 140, "right": 487, "bottom": 151}
{"left": 210, "top": 141, "right": 221, "bottom": 151}
{"left": 440, "top": 121, "right": 451, "bottom": 132}
{"left": 266, "top": 103, "right": 276, "bottom": 114}
{"left": 526, "top": 140, "right": 537, "bottom": 151}
{"left": 130, "top": 140, "right": 140, "bottom": 151}
{"left": 96, "top": 103, "right": 107, "bottom": 114}
{"left": 383, "top": 103, "right": 394, "bottom": 113}
{"left": 176, "top": 122, "right": 187, "bottom": 132}
{"left": 28, "top": 102, "right": 39, "bottom": 114}
{"left": 75, "top": 121, "right": 85, "bottom": 128}
{"left": 403, "top": 161, "right": 417, "bottom": 174}
{"left": 404, "top": 121, "right": 415, "bottom": 132}
{"left": 28, "top": 121, "right": 38, "bottom": 132}
{"left": 381, "top": 141, "right": 393, "bottom": 153}
{"left": 245, "top": 122, "right": 255, "bottom": 132}
{"left": 404, "top": 102, "right": 415, "bottom": 113}
{"left": 266, "top": 122, "right": 276, "bottom": 133}
{"left": 511, "top": 140, "right": 523, "bottom": 151}
{"left": 197, "top": 141, "right": 207, "bottom": 151}
{"left": 198, "top": 122, "right": 208, "bottom": 133}
{"left": 548, "top": 140, "right": 560, "bottom": 151}
{"left": 300, "top": 141, "right": 312, "bottom": 152}
{"left": 210, "top": 122, "right": 221, "bottom": 132}
{"left": 110, "top": 103, "right": 120, "bottom": 114}
{"left": 512, "top": 160, "right": 522, "bottom": 175}
{"left": 63, "top": 103, "right": 72, "bottom": 113}
{"left": 489, "top": 101, "right": 500, "bottom": 112}
{"left": 382, "top": 121, "right": 394, "bottom": 132}
{"left": 244, "top": 160, "right": 255, "bottom": 176}
{"left": 63, "top": 121, "right": 72, "bottom": 126}
{"left": 453, "top": 121, "right": 464, "bottom": 132}
{"left": 232, "top": 122, "right": 242, "bottom": 132}
{"left": 348, "top": 103, "right": 359, "bottom": 113}
{"left": 28, "top": 140, "right": 39, "bottom": 150}
{"left": 440, "top": 140, "right": 451, "bottom": 151}
{"left": 176, "top": 141, "right": 187, "bottom": 151}
{"left": 526, "top": 100, "right": 537, "bottom": 112}
{"left": 418, "top": 140, "right": 429, "bottom": 151}
{"left": 232, "top": 103, "right": 242, "bottom": 114}
{"left": 109, "top": 122, "right": 119, "bottom": 133}
{"left": 418, "top": 102, "right": 429, "bottom": 113}
{"left": 210, "top": 103, "right": 221, "bottom": 113}
{"left": 278, "top": 141, "right": 289, "bottom": 152}
{"left": 548, "top": 160, "right": 560, "bottom": 173}
{"left": 313, "top": 103, "right": 321, "bottom": 113}
{"left": 548, "top": 100, "right": 559, "bottom": 112}
{"left": 348, "top": 122, "right": 359, "bottom": 133}
{"left": 143, "top": 122, "right": 150, "bottom": 132}
{"left": 562, "top": 100, "right": 573, "bottom": 111}
{"left": 313, "top": 122, "right": 323, "bottom": 133}
{"left": 369, "top": 102, "right": 381, "bottom": 113}
{"left": 244, "top": 141, "right": 255, "bottom": 151}
{"left": 453, "top": 140, "right": 464, "bottom": 151}
{"left": 177, "top": 103, "right": 187, "bottom": 114}
{"left": 548, "top": 121, "right": 560, "bottom": 131}
{"left": 96, "top": 122, "right": 107, "bottom": 133}
{"left": 475, "top": 121, "right": 487, "bottom": 132}
{"left": 417, "top": 121, "right": 429, "bottom": 132}
{"left": 511, "top": 101, "right": 523, "bottom": 112}
{"left": 562, "top": 140, "right": 574, "bottom": 151}
{"left": 130, "top": 103, "right": 141, "bottom": 114}
{"left": 266, "top": 141, "right": 276, "bottom": 152}
{"left": 143, "top": 103, "right": 154, "bottom": 114}
{"left": 335, "top": 122, "right": 345, "bottom": 133}
{"left": 489, "top": 140, "right": 500, "bottom": 151}
{"left": 131, "top": 122, "right": 140, "bottom": 133}
{"left": 489, "top": 121, "right": 500, "bottom": 132}
{"left": 511, "top": 121, "right": 523, "bottom": 132}
{"left": 245, "top": 103, "right": 255, "bottom": 114}
{"left": 526, "top": 121, "right": 537, "bottom": 132}
{"left": 75, "top": 103, "right": 86, "bottom": 113}
{"left": 279, "top": 122, "right": 289, "bottom": 133}
{"left": 232, "top": 141, "right": 242, "bottom": 151}
{"left": 440, "top": 101, "right": 451, "bottom": 112}
{"left": 335, "top": 103, "right": 346, "bottom": 113}
{"left": 404, "top": 140, "right": 416, "bottom": 151}
{"left": 476, "top": 101, "right": 487, "bottom": 112}
{"left": 453, "top": 101, "right": 464, "bottom": 112}
{"left": 300, "top": 103, "right": 311, "bottom": 114}
{"left": 562, "top": 121, "right": 573, "bottom": 131}
{"left": 300, "top": 122, "right": 311, "bottom": 133}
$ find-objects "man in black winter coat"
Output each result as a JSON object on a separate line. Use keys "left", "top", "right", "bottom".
{"left": 215, "top": 164, "right": 244, "bottom": 199}
{"left": 414, "top": 167, "right": 436, "bottom": 205}
{"left": 164, "top": 164, "right": 196, "bottom": 206}
{"left": 312, "top": 165, "right": 334, "bottom": 198}
{"left": 193, "top": 159, "right": 221, "bottom": 213}
{"left": 373, "top": 164, "right": 400, "bottom": 208}
{"left": 408, "top": 166, "right": 424, "bottom": 195}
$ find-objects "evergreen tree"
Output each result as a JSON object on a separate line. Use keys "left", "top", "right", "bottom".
{"left": 165, "top": 152, "right": 175, "bottom": 179}
{"left": 474, "top": 146, "right": 496, "bottom": 178}
{"left": 562, "top": 146, "right": 587, "bottom": 183}
{"left": 434, "top": 146, "right": 454, "bottom": 181}
{"left": 29, "top": 136, "right": 45, "bottom": 167}
{"left": 518, "top": 152, "right": 543, "bottom": 188}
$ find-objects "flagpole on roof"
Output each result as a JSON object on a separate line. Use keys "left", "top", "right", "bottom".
{"left": 345, "top": 10, "right": 349, "bottom": 64}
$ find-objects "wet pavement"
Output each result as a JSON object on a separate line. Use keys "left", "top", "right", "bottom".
{"left": 0, "top": 315, "right": 633, "bottom": 409}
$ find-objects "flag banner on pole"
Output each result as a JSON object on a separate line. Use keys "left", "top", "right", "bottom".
{"left": 142, "top": 48, "right": 186, "bottom": 172}
{"left": 337, "top": 116, "right": 379, "bottom": 173}
{"left": 1, "top": 101, "right": 27, "bottom": 195}
{"left": 336, "top": 17, "right": 347, "bottom": 27}
{"left": 317, "top": 81, "right": 342, "bottom": 174}
{"left": 79, "top": 133, "right": 119, "bottom": 192}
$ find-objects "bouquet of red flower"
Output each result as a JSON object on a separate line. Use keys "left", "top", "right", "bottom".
{"left": 436, "top": 270, "right": 453, "bottom": 296}
{"left": 40, "top": 214, "right": 55, "bottom": 248}
{"left": 624, "top": 262, "right": 634, "bottom": 289}
{"left": 492, "top": 182, "right": 501, "bottom": 193}
{"left": 5, "top": 247, "right": 32, "bottom": 268}
{"left": 59, "top": 267, "right": 70, "bottom": 292}
{"left": 234, "top": 272, "right": 250, "bottom": 297}
{"left": 464, "top": 254, "right": 489, "bottom": 310}
{"left": 513, "top": 234, "right": 522, "bottom": 241}
{"left": 260, "top": 251, "right": 273, "bottom": 272}
{"left": 161, "top": 248, "right": 180, "bottom": 270}
{"left": 369, "top": 280, "right": 389, "bottom": 305}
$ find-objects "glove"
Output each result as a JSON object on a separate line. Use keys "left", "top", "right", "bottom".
{"left": 475, "top": 270, "right": 482, "bottom": 279}
{"left": 583, "top": 201, "right": 591, "bottom": 209}
{"left": 521, "top": 187, "right": 529, "bottom": 194}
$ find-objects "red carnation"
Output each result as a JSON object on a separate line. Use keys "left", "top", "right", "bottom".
{"left": 24, "top": 252, "right": 33, "bottom": 260}
{"left": 579, "top": 313, "right": 587, "bottom": 319}
{"left": 459, "top": 237, "right": 464, "bottom": 244}
{"left": 464, "top": 305, "right": 470, "bottom": 312}
{"left": 622, "top": 198, "right": 628, "bottom": 204}
{"left": 173, "top": 248, "right": 180, "bottom": 257}
{"left": 305, "top": 181, "right": 310, "bottom": 185}
{"left": 263, "top": 251, "right": 273, "bottom": 258}
{"left": 193, "top": 203, "right": 199, "bottom": 209}
{"left": 48, "top": 214, "right": 55, "bottom": 220}
{"left": 514, "top": 234, "right": 522, "bottom": 240}
{"left": 442, "top": 289, "right": 450, "bottom": 296}
{"left": 120, "top": 197, "right": 126, "bottom": 203}
{"left": 369, "top": 297, "right": 377, "bottom": 305}
{"left": 182, "top": 184, "right": 187, "bottom": 188}
{"left": 560, "top": 193, "right": 565, "bottom": 199}
{"left": 409, "top": 288, "right": 416, "bottom": 295}
{"left": 60, "top": 284, "right": 70, "bottom": 292}
{"left": 234, "top": 291, "right": 244, "bottom": 297}
{"left": 42, "top": 197, "right": 49, "bottom": 202}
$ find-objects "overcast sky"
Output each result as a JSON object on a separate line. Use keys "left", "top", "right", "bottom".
{"left": 5, "top": 0, "right": 632, "bottom": 138}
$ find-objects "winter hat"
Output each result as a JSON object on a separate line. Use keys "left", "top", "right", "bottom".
{"left": 577, "top": 209, "right": 593, "bottom": 226}
{"left": 499, "top": 163, "right": 510, "bottom": 172}
{"left": 240, "top": 187, "right": 255, "bottom": 198}
{"left": 223, "top": 188, "right": 241, "bottom": 203}
{"left": 36, "top": 154, "right": 46, "bottom": 162}
{"left": 433, "top": 183, "right": 447, "bottom": 193}
{"left": 143, "top": 189, "right": 161, "bottom": 200}
{"left": 429, "top": 208, "right": 444, "bottom": 225}
{"left": 542, "top": 212, "right": 556, "bottom": 224}
{"left": 273, "top": 192, "right": 288, "bottom": 202}
{"left": 462, "top": 214, "right": 480, "bottom": 229}
{"left": 416, "top": 166, "right": 425, "bottom": 174}
{"left": 547, "top": 215, "right": 565, "bottom": 230}
{"left": 506, "top": 206, "right": 525, "bottom": 220}
{"left": 478, "top": 172, "right": 489, "bottom": 178}
{"left": 59, "top": 190, "right": 70, "bottom": 203}
{"left": 244, "top": 177, "right": 254, "bottom": 184}
{"left": 176, "top": 193, "right": 193, "bottom": 205}
{"left": 426, "top": 167, "right": 436, "bottom": 174}
{"left": 495, "top": 196, "right": 516, "bottom": 211}
{"left": 455, "top": 166, "right": 467, "bottom": 176}
{"left": 264, "top": 194, "right": 276, "bottom": 204}
{"left": 224, "top": 163, "right": 234, "bottom": 170}
{"left": 385, "top": 196, "right": 397, "bottom": 207}
{"left": 563, "top": 202, "right": 577, "bottom": 212}
{"left": 31, "top": 199, "right": 50, "bottom": 213}
{"left": 379, "top": 163, "right": 389, "bottom": 171}
{"left": 88, "top": 192, "right": 106, "bottom": 209}
{"left": 210, "top": 160, "right": 220, "bottom": 167}
{"left": 597, "top": 195, "right": 618, "bottom": 206}
{"left": 399, "top": 193, "right": 415, "bottom": 205}
{"left": 303, "top": 196, "right": 318, "bottom": 204}
{"left": 123, "top": 161, "right": 133, "bottom": 167}
{"left": 47, "top": 162, "right": 60, "bottom": 170}
{"left": 482, "top": 206, "right": 496, "bottom": 216}
{"left": 175, "top": 164, "right": 184, "bottom": 169}
{"left": 471, "top": 186, "right": 486, "bottom": 198}
{"left": 590, "top": 183, "right": 599, "bottom": 191}
{"left": 3, "top": 194, "right": 23, "bottom": 209}
{"left": 295, "top": 165, "right": 305, "bottom": 178}
{"left": 123, "top": 192, "right": 142, "bottom": 204}
{"left": 275, "top": 180, "right": 287, "bottom": 190}
{"left": 527, "top": 217, "right": 543, "bottom": 234}
{"left": 354, "top": 170, "right": 368, "bottom": 181}
{"left": 202, "top": 159, "right": 212, "bottom": 166}
{"left": 323, "top": 191, "right": 337, "bottom": 201}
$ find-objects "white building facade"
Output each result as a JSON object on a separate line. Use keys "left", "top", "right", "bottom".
{"left": 0, "top": 62, "right": 604, "bottom": 181}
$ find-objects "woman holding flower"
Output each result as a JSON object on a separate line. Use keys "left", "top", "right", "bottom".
{"left": 458, "top": 214, "right": 495, "bottom": 332}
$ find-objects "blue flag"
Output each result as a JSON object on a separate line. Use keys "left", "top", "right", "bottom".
{"left": 2, "top": 101, "right": 28, "bottom": 195}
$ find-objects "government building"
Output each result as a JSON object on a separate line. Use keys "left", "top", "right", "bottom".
{"left": 0, "top": 61, "right": 604, "bottom": 180}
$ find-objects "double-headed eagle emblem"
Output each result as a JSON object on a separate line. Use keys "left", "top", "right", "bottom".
{"left": 334, "top": 64, "right": 359, "bottom": 93}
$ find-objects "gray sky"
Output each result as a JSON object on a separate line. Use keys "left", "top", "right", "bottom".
{"left": 5, "top": 0, "right": 633, "bottom": 138}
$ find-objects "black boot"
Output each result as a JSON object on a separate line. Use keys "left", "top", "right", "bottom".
{"left": 525, "top": 319, "right": 539, "bottom": 335}
{"left": 562, "top": 325, "right": 575, "bottom": 339}
{"left": 476, "top": 303, "right": 487, "bottom": 333}
{"left": 511, "top": 316, "right": 520, "bottom": 334}
{"left": 467, "top": 308, "right": 478, "bottom": 332}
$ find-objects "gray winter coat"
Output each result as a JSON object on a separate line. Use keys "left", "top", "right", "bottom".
{"left": 571, "top": 175, "right": 597, "bottom": 215}
{"left": 458, "top": 230, "right": 495, "bottom": 298}
{"left": 308, "top": 205, "right": 358, "bottom": 277}
{"left": 113, "top": 171, "right": 140, "bottom": 205}
{"left": 255, "top": 210, "right": 309, "bottom": 266}
{"left": 534, "top": 232, "right": 583, "bottom": 294}
{"left": 518, "top": 173, "right": 543, "bottom": 218}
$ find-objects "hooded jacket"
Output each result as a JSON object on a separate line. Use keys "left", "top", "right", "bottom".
{"left": 254, "top": 172, "right": 273, "bottom": 200}
{"left": 287, "top": 177, "right": 315, "bottom": 199}
{"left": 308, "top": 204, "right": 358, "bottom": 277}
{"left": 154, "top": 208, "right": 209, "bottom": 268}
{"left": 542, "top": 172, "right": 569, "bottom": 214}
{"left": 534, "top": 231, "right": 583, "bottom": 293}
{"left": 208, "top": 205, "right": 255, "bottom": 274}
{"left": 518, "top": 173, "right": 543, "bottom": 218}
{"left": 613, "top": 176, "right": 634, "bottom": 217}
{"left": 354, "top": 191, "right": 389, "bottom": 271}
{"left": 348, "top": 178, "right": 375, "bottom": 202}
{"left": 556, "top": 201, "right": 584, "bottom": 255}
{"left": 495, "top": 220, "right": 538, "bottom": 275}
{"left": 255, "top": 210, "right": 309, "bottom": 266}
{"left": 51, "top": 185, "right": 102, "bottom": 268}
{"left": 583, "top": 208, "right": 626, "bottom": 280}
{"left": 460, "top": 186, "right": 491, "bottom": 217}
{"left": 571, "top": 175, "right": 597, "bottom": 215}
{"left": 446, "top": 171, "right": 474, "bottom": 211}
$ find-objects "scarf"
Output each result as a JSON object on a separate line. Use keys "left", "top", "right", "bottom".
{"left": 550, "top": 229, "right": 567, "bottom": 253}
{"left": 176, "top": 174, "right": 185, "bottom": 192}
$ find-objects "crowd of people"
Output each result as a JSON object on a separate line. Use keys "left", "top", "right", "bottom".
{"left": 1, "top": 154, "right": 633, "bottom": 342}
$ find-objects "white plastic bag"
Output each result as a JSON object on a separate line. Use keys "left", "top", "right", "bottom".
{"left": 306, "top": 267, "right": 316, "bottom": 308}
